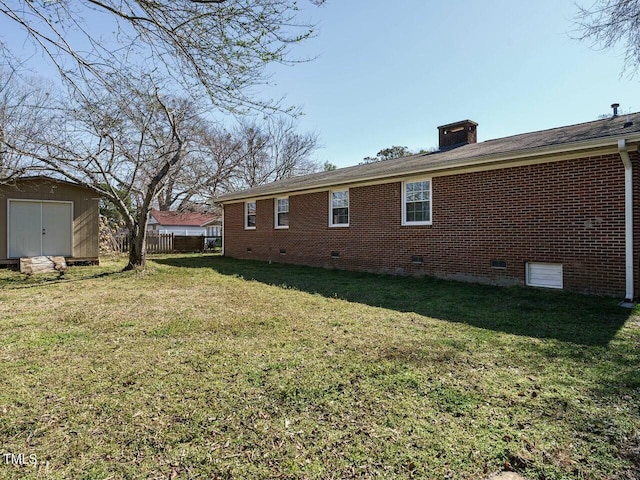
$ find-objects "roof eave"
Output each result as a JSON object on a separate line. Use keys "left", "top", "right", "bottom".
{"left": 12, "top": 175, "right": 97, "bottom": 191}
{"left": 217, "top": 133, "right": 640, "bottom": 204}
{"left": 200, "top": 219, "right": 221, "bottom": 227}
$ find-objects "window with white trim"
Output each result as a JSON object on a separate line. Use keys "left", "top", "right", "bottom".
{"left": 330, "top": 190, "right": 349, "bottom": 227}
{"left": 402, "top": 179, "right": 432, "bottom": 225}
{"left": 275, "top": 197, "right": 289, "bottom": 228}
{"left": 245, "top": 201, "right": 256, "bottom": 229}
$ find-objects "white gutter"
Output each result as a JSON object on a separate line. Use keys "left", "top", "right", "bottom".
{"left": 618, "top": 139, "right": 634, "bottom": 302}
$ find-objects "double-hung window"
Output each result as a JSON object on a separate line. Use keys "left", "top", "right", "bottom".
{"left": 275, "top": 197, "right": 289, "bottom": 228}
{"left": 245, "top": 201, "right": 256, "bottom": 229}
{"left": 402, "top": 179, "right": 431, "bottom": 225}
{"left": 330, "top": 189, "right": 349, "bottom": 227}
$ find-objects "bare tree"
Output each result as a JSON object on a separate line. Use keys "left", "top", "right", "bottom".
{"left": 1, "top": 0, "right": 324, "bottom": 269}
{"left": 575, "top": 0, "right": 640, "bottom": 75}
{"left": 156, "top": 117, "right": 320, "bottom": 211}
{"left": 4, "top": 75, "right": 200, "bottom": 269}
{"left": 232, "top": 117, "right": 320, "bottom": 188}
{"left": 1, "top": 76, "right": 320, "bottom": 268}
{"left": 157, "top": 124, "right": 244, "bottom": 211}
{"left": 0, "top": 69, "right": 52, "bottom": 180}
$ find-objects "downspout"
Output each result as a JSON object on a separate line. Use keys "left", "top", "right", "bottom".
{"left": 618, "top": 139, "right": 634, "bottom": 302}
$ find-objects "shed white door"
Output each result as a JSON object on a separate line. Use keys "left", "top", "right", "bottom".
{"left": 8, "top": 200, "right": 73, "bottom": 258}
{"left": 8, "top": 201, "right": 42, "bottom": 258}
{"left": 41, "top": 202, "right": 72, "bottom": 256}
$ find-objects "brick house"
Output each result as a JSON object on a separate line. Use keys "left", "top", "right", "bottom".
{"left": 217, "top": 112, "right": 640, "bottom": 300}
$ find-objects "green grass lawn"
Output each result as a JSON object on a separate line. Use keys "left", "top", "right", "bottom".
{"left": 0, "top": 254, "right": 638, "bottom": 479}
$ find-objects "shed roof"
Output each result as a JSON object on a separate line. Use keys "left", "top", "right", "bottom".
{"left": 10, "top": 175, "right": 95, "bottom": 190}
{"left": 217, "top": 112, "right": 640, "bottom": 203}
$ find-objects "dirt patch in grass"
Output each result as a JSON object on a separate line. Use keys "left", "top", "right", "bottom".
{"left": 0, "top": 254, "right": 638, "bottom": 479}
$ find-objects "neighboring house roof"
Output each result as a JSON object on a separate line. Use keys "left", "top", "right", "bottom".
{"left": 217, "top": 112, "right": 640, "bottom": 202}
{"left": 149, "top": 210, "right": 220, "bottom": 227}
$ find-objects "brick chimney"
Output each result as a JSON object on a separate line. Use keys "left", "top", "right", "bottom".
{"left": 438, "top": 120, "right": 478, "bottom": 150}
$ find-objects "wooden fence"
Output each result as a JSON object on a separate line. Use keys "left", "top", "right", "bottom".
{"left": 113, "top": 234, "right": 222, "bottom": 254}
{"left": 147, "top": 233, "right": 175, "bottom": 253}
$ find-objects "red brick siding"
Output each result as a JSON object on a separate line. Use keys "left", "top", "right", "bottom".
{"left": 224, "top": 153, "right": 639, "bottom": 297}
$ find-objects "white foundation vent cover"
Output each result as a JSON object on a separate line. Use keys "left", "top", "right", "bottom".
{"left": 526, "top": 262, "right": 563, "bottom": 289}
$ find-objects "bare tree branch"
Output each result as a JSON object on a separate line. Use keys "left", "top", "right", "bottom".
{"left": 574, "top": 0, "right": 640, "bottom": 75}
{"left": 1, "top": 0, "right": 321, "bottom": 111}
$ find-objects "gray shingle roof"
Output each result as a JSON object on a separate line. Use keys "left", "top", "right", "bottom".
{"left": 218, "top": 112, "right": 640, "bottom": 202}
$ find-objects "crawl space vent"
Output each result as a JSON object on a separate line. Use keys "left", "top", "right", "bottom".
{"left": 526, "top": 262, "right": 563, "bottom": 289}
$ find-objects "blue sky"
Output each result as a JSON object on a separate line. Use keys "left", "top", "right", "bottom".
{"left": 2, "top": 1, "right": 638, "bottom": 168}
{"left": 264, "top": 0, "right": 640, "bottom": 167}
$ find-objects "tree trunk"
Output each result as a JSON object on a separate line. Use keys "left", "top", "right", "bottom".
{"left": 124, "top": 221, "right": 148, "bottom": 270}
